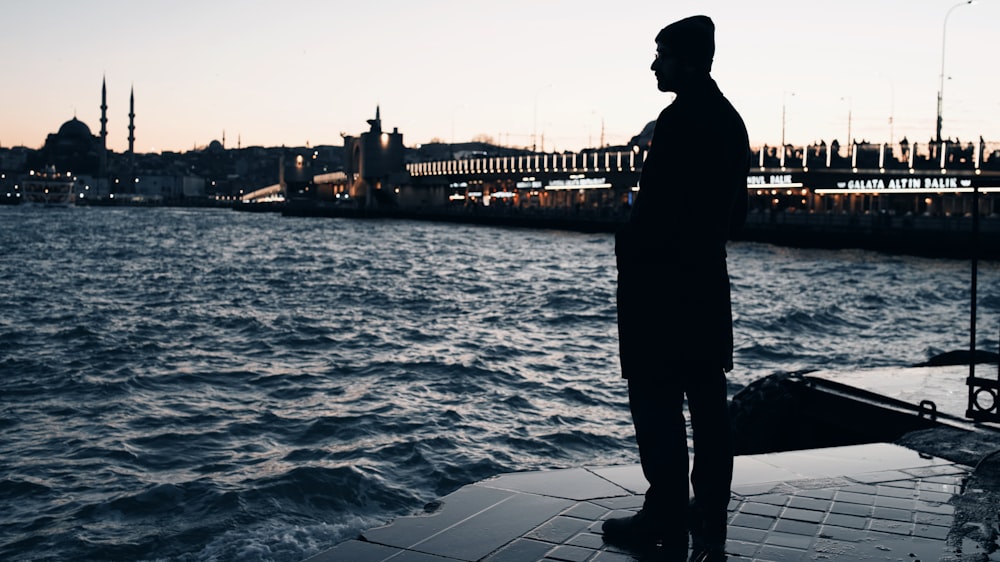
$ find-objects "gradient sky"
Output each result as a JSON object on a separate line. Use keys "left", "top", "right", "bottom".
{"left": 2, "top": 0, "right": 996, "bottom": 154}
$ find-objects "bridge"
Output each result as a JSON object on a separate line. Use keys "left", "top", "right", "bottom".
{"left": 287, "top": 133, "right": 1000, "bottom": 255}
{"left": 245, "top": 106, "right": 1000, "bottom": 216}
{"left": 238, "top": 107, "right": 1000, "bottom": 255}
{"left": 391, "top": 139, "right": 1000, "bottom": 219}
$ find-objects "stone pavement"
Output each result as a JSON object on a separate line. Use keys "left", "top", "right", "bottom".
{"left": 305, "top": 442, "right": 1000, "bottom": 561}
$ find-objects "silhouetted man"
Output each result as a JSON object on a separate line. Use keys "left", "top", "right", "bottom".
{"left": 602, "top": 15, "right": 749, "bottom": 562}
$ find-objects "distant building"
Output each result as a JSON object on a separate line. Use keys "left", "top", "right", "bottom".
{"left": 33, "top": 117, "right": 103, "bottom": 177}
{"left": 340, "top": 106, "right": 408, "bottom": 207}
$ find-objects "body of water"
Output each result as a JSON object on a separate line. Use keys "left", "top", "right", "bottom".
{"left": 1, "top": 206, "right": 997, "bottom": 561}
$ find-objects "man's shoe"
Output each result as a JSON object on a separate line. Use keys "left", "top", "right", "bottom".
{"left": 601, "top": 510, "right": 665, "bottom": 547}
{"left": 687, "top": 499, "right": 726, "bottom": 561}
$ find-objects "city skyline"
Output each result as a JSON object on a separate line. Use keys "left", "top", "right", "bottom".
{"left": 2, "top": 0, "right": 997, "bottom": 154}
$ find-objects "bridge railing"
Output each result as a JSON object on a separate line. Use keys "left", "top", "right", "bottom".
{"left": 407, "top": 139, "right": 1000, "bottom": 179}
{"left": 751, "top": 139, "right": 1000, "bottom": 171}
{"left": 407, "top": 149, "right": 647, "bottom": 177}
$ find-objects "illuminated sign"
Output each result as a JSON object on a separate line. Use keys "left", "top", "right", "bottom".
{"left": 746, "top": 174, "right": 803, "bottom": 188}
{"left": 517, "top": 180, "right": 542, "bottom": 189}
{"left": 817, "top": 176, "right": 980, "bottom": 193}
{"left": 546, "top": 176, "right": 611, "bottom": 190}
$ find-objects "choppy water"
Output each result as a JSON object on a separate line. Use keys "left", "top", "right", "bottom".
{"left": 1, "top": 206, "right": 998, "bottom": 561}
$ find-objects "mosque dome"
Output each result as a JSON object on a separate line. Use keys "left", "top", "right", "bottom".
{"left": 206, "top": 140, "right": 224, "bottom": 153}
{"left": 57, "top": 117, "right": 93, "bottom": 140}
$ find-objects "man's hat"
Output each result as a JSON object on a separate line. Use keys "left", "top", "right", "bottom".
{"left": 655, "top": 15, "right": 715, "bottom": 71}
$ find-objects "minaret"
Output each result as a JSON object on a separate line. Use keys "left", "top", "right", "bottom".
{"left": 128, "top": 86, "right": 136, "bottom": 193}
{"left": 99, "top": 77, "right": 108, "bottom": 178}
{"left": 128, "top": 86, "right": 135, "bottom": 156}
{"left": 366, "top": 105, "right": 382, "bottom": 134}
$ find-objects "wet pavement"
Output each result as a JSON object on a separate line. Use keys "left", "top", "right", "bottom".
{"left": 305, "top": 442, "right": 1000, "bottom": 561}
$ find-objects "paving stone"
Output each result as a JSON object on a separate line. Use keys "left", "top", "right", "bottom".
{"left": 872, "top": 495, "right": 915, "bottom": 510}
{"left": 727, "top": 524, "right": 768, "bottom": 544}
{"left": 739, "top": 501, "right": 783, "bottom": 518}
{"left": 832, "top": 490, "right": 875, "bottom": 505}
{"left": 914, "top": 511, "right": 953, "bottom": 526}
{"left": 913, "top": 523, "right": 951, "bottom": 540}
{"left": 589, "top": 551, "right": 635, "bottom": 562}
{"left": 747, "top": 493, "right": 791, "bottom": 506}
{"left": 818, "top": 524, "right": 869, "bottom": 542}
{"left": 590, "top": 495, "right": 644, "bottom": 510}
{"left": 764, "top": 530, "right": 815, "bottom": 549}
{"left": 773, "top": 517, "right": 820, "bottom": 537}
{"left": 915, "top": 499, "right": 957, "bottom": 514}
{"left": 724, "top": 539, "right": 759, "bottom": 558}
{"left": 587, "top": 465, "right": 648, "bottom": 495}
{"left": 878, "top": 479, "right": 918, "bottom": 491}
{"left": 730, "top": 512, "right": 776, "bottom": 530}
{"left": 871, "top": 505, "right": 913, "bottom": 522}
{"left": 916, "top": 480, "right": 963, "bottom": 495}
{"left": 732, "top": 482, "right": 791, "bottom": 496}
{"left": 904, "top": 464, "right": 968, "bottom": 478}
{"left": 828, "top": 501, "right": 872, "bottom": 517}
{"left": 794, "top": 487, "right": 838, "bottom": 500}
{"left": 755, "top": 543, "right": 809, "bottom": 561}
{"left": 823, "top": 512, "right": 869, "bottom": 529}
{"left": 809, "top": 538, "right": 863, "bottom": 558}
{"left": 847, "top": 470, "right": 913, "bottom": 484}
{"left": 482, "top": 467, "right": 630, "bottom": 501}
{"left": 915, "top": 488, "right": 955, "bottom": 503}
{"left": 482, "top": 538, "right": 553, "bottom": 562}
{"left": 527, "top": 516, "right": 591, "bottom": 544}
{"left": 544, "top": 544, "right": 596, "bottom": 562}
{"left": 786, "top": 496, "right": 831, "bottom": 512}
{"left": 868, "top": 517, "right": 914, "bottom": 535}
{"left": 874, "top": 484, "right": 917, "bottom": 498}
{"left": 561, "top": 501, "right": 610, "bottom": 521}
{"left": 585, "top": 519, "right": 605, "bottom": 535}
{"left": 781, "top": 506, "right": 826, "bottom": 523}
{"left": 565, "top": 532, "right": 604, "bottom": 550}
{"left": 841, "top": 483, "right": 879, "bottom": 494}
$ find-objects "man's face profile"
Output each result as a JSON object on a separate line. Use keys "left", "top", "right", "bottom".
{"left": 650, "top": 43, "right": 679, "bottom": 93}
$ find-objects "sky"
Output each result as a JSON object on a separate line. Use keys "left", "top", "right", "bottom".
{"left": 1, "top": 0, "right": 996, "bottom": 154}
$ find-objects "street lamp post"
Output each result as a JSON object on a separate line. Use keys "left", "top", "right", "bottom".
{"left": 937, "top": 0, "right": 974, "bottom": 144}
{"left": 840, "top": 96, "right": 853, "bottom": 159}
{"left": 781, "top": 91, "right": 794, "bottom": 148}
